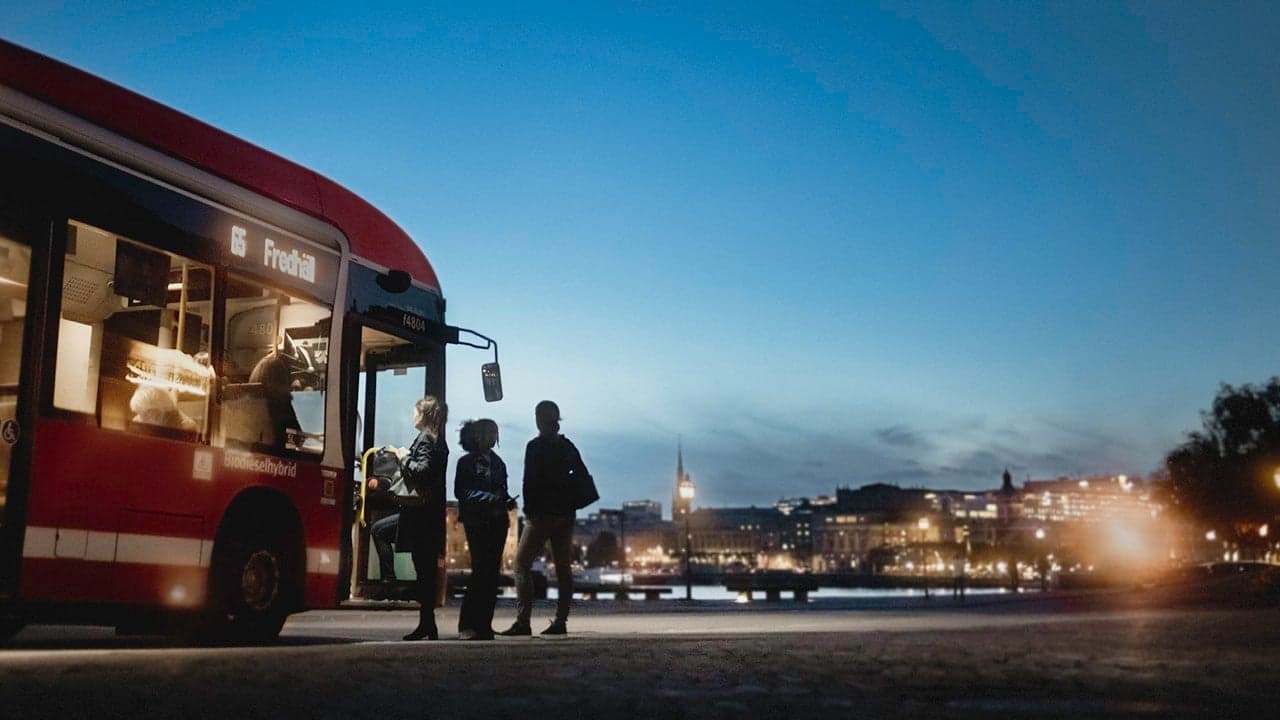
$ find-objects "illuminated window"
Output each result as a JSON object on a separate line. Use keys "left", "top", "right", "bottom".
{"left": 219, "top": 273, "right": 329, "bottom": 454}
{"left": 53, "top": 221, "right": 213, "bottom": 440}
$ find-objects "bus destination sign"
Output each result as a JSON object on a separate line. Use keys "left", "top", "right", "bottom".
{"left": 225, "top": 224, "right": 337, "bottom": 297}
{"left": 232, "top": 225, "right": 315, "bottom": 283}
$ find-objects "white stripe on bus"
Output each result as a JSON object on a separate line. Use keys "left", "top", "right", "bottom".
{"left": 22, "top": 526, "right": 340, "bottom": 575}
{"left": 22, "top": 526, "right": 55, "bottom": 559}
{"left": 85, "top": 531, "right": 118, "bottom": 562}
{"left": 306, "top": 548, "right": 339, "bottom": 575}
{"left": 114, "top": 533, "right": 203, "bottom": 567}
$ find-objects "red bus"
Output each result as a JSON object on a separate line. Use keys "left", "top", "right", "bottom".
{"left": 0, "top": 40, "right": 500, "bottom": 641}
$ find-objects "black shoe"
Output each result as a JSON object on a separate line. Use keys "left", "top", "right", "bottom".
{"left": 403, "top": 622, "right": 438, "bottom": 641}
{"left": 498, "top": 621, "right": 531, "bottom": 636}
{"left": 541, "top": 620, "right": 567, "bottom": 636}
{"left": 459, "top": 629, "right": 493, "bottom": 641}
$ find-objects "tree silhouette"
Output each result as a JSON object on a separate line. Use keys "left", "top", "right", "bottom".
{"left": 586, "top": 531, "right": 620, "bottom": 568}
{"left": 1166, "top": 378, "right": 1280, "bottom": 532}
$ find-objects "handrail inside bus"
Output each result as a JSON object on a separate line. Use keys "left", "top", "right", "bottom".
{"left": 358, "top": 447, "right": 378, "bottom": 528}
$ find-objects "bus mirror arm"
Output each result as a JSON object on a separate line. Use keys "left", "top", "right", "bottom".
{"left": 446, "top": 326, "right": 503, "bottom": 403}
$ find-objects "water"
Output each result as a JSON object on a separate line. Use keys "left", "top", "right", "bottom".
{"left": 534, "top": 584, "right": 1016, "bottom": 601}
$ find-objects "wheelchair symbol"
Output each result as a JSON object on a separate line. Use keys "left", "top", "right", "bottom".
{"left": 1, "top": 419, "right": 19, "bottom": 446}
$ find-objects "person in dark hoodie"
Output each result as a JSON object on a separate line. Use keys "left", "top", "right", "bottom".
{"left": 454, "top": 419, "right": 513, "bottom": 641}
{"left": 500, "top": 400, "right": 591, "bottom": 636}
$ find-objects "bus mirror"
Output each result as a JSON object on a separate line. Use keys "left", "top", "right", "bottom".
{"left": 375, "top": 269, "right": 411, "bottom": 294}
{"left": 482, "top": 362, "right": 503, "bottom": 402}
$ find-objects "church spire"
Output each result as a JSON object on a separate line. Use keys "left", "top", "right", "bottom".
{"left": 673, "top": 437, "right": 695, "bottom": 519}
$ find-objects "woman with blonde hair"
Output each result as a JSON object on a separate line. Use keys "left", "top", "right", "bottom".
{"left": 397, "top": 396, "right": 448, "bottom": 640}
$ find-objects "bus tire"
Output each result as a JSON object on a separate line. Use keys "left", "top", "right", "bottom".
{"left": 203, "top": 520, "right": 299, "bottom": 644}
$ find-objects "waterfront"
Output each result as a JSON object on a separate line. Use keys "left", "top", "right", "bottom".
{"left": 539, "top": 583, "right": 1021, "bottom": 602}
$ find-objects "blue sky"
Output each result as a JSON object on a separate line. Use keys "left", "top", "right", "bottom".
{"left": 6, "top": 2, "right": 1280, "bottom": 510}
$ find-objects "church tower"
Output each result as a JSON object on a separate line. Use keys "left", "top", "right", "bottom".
{"left": 997, "top": 467, "right": 1018, "bottom": 523}
{"left": 673, "top": 438, "right": 695, "bottom": 519}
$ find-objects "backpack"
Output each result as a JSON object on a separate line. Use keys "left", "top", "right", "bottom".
{"left": 365, "top": 447, "right": 420, "bottom": 507}
{"left": 563, "top": 440, "right": 599, "bottom": 510}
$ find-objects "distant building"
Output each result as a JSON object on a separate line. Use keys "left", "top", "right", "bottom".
{"left": 775, "top": 497, "right": 818, "bottom": 563}
{"left": 812, "top": 508, "right": 948, "bottom": 572}
{"left": 835, "top": 483, "right": 932, "bottom": 517}
{"left": 815, "top": 471, "right": 1170, "bottom": 576}
{"left": 1017, "top": 475, "right": 1156, "bottom": 524}
{"left": 623, "top": 499, "right": 663, "bottom": 524}
{"left": 575, "top": 499, "right": 675, "bottom": 568}
{"left": 686, "top": 506, "right": 787, "bottom": 568}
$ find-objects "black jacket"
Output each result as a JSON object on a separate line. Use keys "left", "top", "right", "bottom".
{"left": 522, "top": 434, "right": 588, "bottom": 517}
{"left": 396, "top": 431, "right": 448, "bottom": 554}
{"left": 454, "top": 451, "right": 510, "bottom": 525}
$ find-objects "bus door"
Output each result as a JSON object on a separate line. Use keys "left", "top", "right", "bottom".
{"left": 345, "top": 323, "right": 442, "bottom": 600}
{"left": 0, "top": 206, "right": 45, "bottom": 601}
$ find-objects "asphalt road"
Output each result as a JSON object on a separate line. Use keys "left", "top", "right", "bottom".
{"left": 2, "top": 596, "right": 1277, "bottom": 719}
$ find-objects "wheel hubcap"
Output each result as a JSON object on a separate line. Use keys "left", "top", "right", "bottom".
{"left": 240, "top": 550, "right": 280, "bottom": 611}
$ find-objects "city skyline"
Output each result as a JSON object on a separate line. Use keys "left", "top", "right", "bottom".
{"left": 601, "top": 441, "right": 1146, "bottom": 521}
{"left": 6, "top": 3, "right": 1279, "bottom": 507}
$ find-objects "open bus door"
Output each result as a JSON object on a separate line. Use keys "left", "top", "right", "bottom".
{"left": 343, "top": 322, "right": 444, "bottom": 603}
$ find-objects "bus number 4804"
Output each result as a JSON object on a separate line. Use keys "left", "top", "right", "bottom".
{"left": 402, "top": 314, "right": 426, "bottom": 333}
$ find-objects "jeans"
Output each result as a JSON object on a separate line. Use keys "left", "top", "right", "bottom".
{"left": 371, "top": 513, "right": 400, "bottom": 581}
{"left": 513, "top": 514, "right": 575, "bottom": 625}
{"left": 459, "top": 518, "right": 509, "bottom": 634}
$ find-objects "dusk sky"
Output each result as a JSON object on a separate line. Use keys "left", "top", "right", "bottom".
{"left": 6, "top": 2, "right": 1279, "bottom": 511}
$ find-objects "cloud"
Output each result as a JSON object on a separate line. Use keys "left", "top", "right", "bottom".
{"left": 874, "top": 425, "right": 931, "bottom": 449}
{"left": 509, "top": 404, "right": 1157, "bottom": 512}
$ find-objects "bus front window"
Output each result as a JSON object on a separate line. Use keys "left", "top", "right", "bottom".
{"left": 219, "top": 274, "right": 330, "bottom": 454}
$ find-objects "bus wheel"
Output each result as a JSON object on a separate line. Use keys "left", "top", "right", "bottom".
{"left": 205, "top": 525, "right": 297, "bottom": 644}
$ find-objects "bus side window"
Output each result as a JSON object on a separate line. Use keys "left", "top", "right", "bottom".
{"left": 219, "top": 274, "right": 329, "bottom": 454}
{"left": 52, "top": 220, "right": 214, "bottom": 439}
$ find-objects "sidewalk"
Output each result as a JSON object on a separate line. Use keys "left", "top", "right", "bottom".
{"left": 5, "top": 604, "right": 1278, "bottom": 719}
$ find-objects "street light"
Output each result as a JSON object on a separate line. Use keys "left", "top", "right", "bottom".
{"left": 1034, "top": 527, "right": 1048, "bottom": 591}
{"left": 679, "top": 481, "right": 695, "bottom": 601}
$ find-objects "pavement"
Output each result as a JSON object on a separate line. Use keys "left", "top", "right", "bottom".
{"left": 2, "top": 593, "right": 1278, "bottom": 719}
